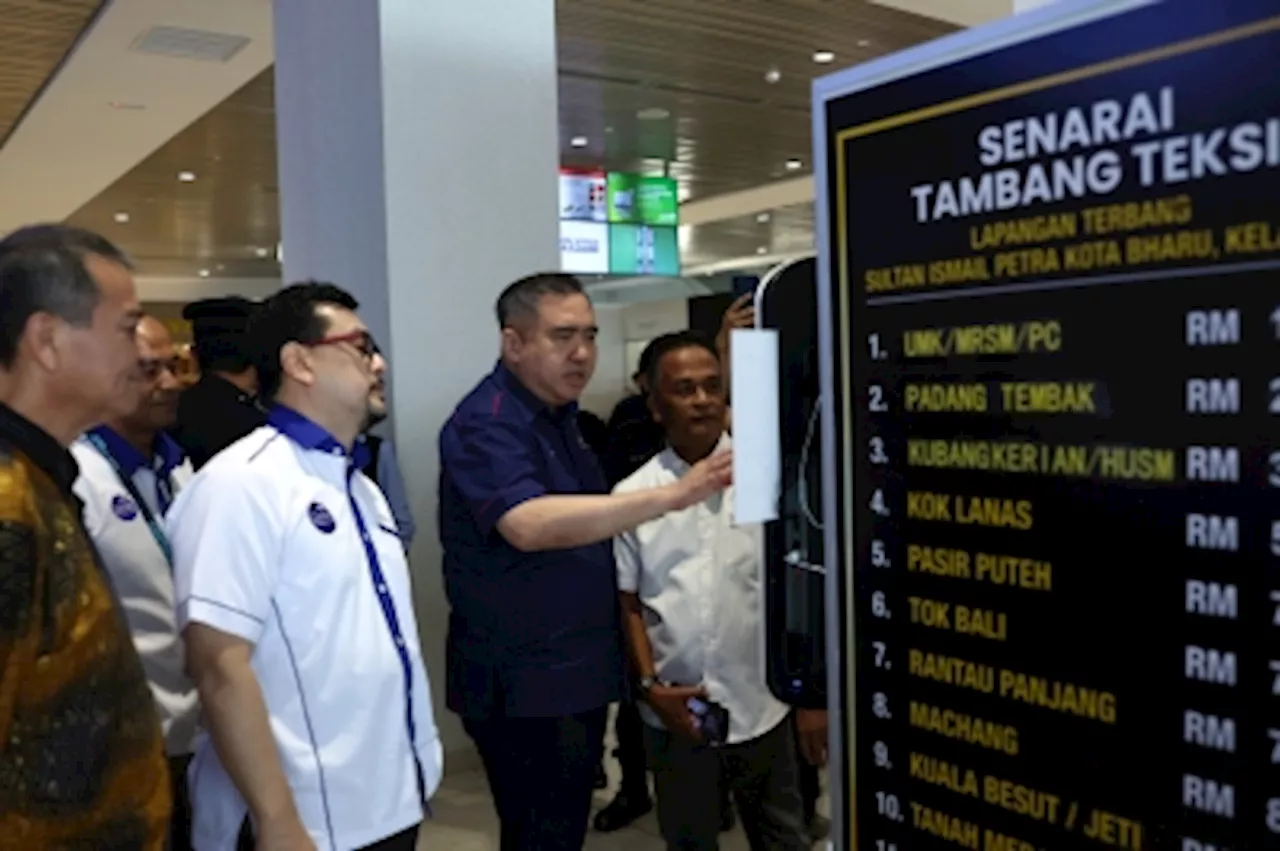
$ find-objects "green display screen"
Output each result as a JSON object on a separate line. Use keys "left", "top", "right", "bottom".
{"left": 606, "top": 173, "right": 679, "bottom": 226}
{"left": 608, "top": 224, "right": 680, "bottom": 276}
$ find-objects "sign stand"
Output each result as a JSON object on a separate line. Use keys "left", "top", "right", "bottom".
{"left": 814, "top": 1, "right": 1280, "bottom": 847}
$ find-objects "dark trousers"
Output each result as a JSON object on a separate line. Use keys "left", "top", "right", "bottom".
{"left": 465, "top": 706, "right": 608, "bottom": 851}
{"left": 645, "top": 718, "right": 809, "bottom": 851}
{"left": 798, "top": 756, "right": 820, "bottom": 824}
{"left": 612, "top": 700, "right": 648, "bottom": 792}
{"left": 169, "top": 755, "right": 193, "bottom": 851}
{"left": 236, "top": 820, "right": 418, "bottom": 850}
{"left": 359, "top": 826, "right": 419, "bottom": 851}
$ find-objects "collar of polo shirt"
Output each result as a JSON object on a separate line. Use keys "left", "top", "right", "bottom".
{"left": 88, "top": 425, "right": 186, "bottom": 479}
{"left": 493, "top": 361, "right": 579, "bottom": 424}
{"left": 267, "top": 405, "right": 372, "bottom": 469}
{"left": 661, "top": 432, "right": 731, "bottom": 475}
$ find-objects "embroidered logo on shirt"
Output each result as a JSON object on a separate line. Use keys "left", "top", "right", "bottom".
{"left": 308, "top": 502, "right": 336, "bottom": 534}
{"left": 111, "top": 495, "right": 138, "bottom": 522}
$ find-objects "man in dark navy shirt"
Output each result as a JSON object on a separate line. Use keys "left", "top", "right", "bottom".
{"left": 438, "top": 273, "right": 732, "bottom": 851}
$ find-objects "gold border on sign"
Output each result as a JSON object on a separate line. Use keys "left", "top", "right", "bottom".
{"left": 830, "top": 11, "right": 1280, "bottom": 838}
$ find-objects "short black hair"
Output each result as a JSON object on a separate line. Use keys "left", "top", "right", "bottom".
{"left": 495, "top": 273, "right": 586, "bottom": 329}
{"left": 250, "top": 280, "right": 359, "bottom": 401}
{"left": 0, "top": 224, "right": 133, "bottom": 367}
{"left": 644, "top": 330, "right": 720, "bottom": 390}
{"left": 185, "top": 297, "right": 258, "bottom": 374}
{"left": 195, "top": 341, "right": 254, "bottom": 375}
{"left": 634, "top": 335, "right": 666, "bottom": 383}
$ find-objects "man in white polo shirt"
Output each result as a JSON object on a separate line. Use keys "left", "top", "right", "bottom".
{"left": 73, "top": 314, "right": 197, "bottom": 850}
{"left": 167, "top": 282, "right": 442, "bottom": 851}
{"left": 614, "top": 332, "right": 816, "bottom": 851}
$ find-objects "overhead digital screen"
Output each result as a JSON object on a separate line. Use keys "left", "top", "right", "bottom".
{"left": 606, "top": 173, "right": 679, "bottom": 227}
{"left": 559, "top": 169, "right": 680, "bottom": 276}
{"left": 608, "top": 224, "right": 679, "bottom": 276}
{"left": 818, "top": 2, "right": 1280, "bottom": 850}
{"left": 558, "top": 220, "right": 610, "bottom": 274}
{"left": 559, "top": 168, "right": 607, "bottom": 222}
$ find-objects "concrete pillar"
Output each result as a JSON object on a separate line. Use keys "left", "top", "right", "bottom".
{"left": 273, "top": 0, "right": 561, "bottom": 758}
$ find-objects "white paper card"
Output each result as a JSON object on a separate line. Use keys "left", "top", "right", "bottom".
{"left": 730, "top": 328, "right": 780, "bottom": 525}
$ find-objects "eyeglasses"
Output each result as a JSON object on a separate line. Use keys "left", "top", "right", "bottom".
{"left": 310, "top": 329, "right": 381, "bottom": 361}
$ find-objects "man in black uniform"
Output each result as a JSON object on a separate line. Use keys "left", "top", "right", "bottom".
{"left": 173, "top": 297, "right": 265, "bottom": 470}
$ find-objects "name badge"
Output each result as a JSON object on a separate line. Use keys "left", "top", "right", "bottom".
{"left": 112, "top": 494, "right": 139, "bottom": 522}
{"left": 308, "top": 502, "right": 337, "bottom": 534}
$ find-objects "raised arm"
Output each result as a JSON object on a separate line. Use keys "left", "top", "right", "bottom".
{"left": 497, "top": 454, "right": 728, "bottom": 551}
{"left": 716, "top": 293, "right": 755, "bottom": 395}
{"left": 443, "top": 416, "right": 731, "bottom": 553}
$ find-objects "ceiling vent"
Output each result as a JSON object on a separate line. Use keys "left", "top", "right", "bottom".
{"left": 130, "top": 26, "right": 251, "bottom": 62}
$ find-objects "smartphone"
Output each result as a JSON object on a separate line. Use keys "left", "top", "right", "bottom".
{"left": 732, "top": 274, "right": 760, "bottom": 300}
{"left": 687, "top": 696, "right": 731, "bottom": 747}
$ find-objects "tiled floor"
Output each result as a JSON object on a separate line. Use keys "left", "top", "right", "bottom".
{"left": 420, "top": 765, "right": 678, "bottom": 851}
{"left": 419, "top": 739, "right": 830, "bottom": 850}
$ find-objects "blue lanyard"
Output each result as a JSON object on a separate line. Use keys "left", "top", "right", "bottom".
{"left": 85, "top": 432, "right": 173, "bottom": 566}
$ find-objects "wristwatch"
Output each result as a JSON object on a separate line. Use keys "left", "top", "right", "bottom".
{"left": 637, "top": 675, "right": 661, "bottom": 697}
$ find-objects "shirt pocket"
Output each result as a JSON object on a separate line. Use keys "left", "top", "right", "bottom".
{"left": 277, "top": 517, "right": 364, "bottom": 631}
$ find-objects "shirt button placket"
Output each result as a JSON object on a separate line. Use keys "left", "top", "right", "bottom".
{"left": 699, "top": 502, "right": 714, "bottom": 678}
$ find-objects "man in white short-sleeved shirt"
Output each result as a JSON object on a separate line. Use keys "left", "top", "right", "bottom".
{"left": 72, "top": 315, "right": 198, "bottom": 851}
{"left": 168, "top": 282, "right": 442, "bottom": 851}
{"left": 613, "top": 332, "right": 817, "bottom": 851}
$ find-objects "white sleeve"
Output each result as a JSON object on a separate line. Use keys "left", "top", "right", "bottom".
{"left": 167, "top": 465, "right": 284, "bottom": 644}
{"left": 70, "top": 446, "right": 106, "bottom": 537}
{"left": 612, "top": 476, "right": 646, "bottom": 593}
{"left": 614, "top": 526, "right": 642, "bottom": 593}
{"left": 72, "top": 475, "right": 105, "bottom": 538}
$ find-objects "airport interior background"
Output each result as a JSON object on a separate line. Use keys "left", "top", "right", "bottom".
{"left": 0, "top": 1, "right": 1059, "bottom": 849}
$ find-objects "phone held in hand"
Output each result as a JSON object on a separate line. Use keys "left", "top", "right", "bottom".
{"left": 687, "top": 696, "right": 731, "bottom": 747}
{"left": 731, "top": 275, "right": 759, "bottom": 300}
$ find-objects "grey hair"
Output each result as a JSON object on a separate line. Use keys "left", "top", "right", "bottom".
{"left": 494, "top": 273, "right": 586, "bottom": 329}
{"left": 0, "top": 224, "right": 134, "bottom": 367}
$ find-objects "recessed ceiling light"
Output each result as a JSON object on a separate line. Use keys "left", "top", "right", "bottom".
{"left": 785, "top": 158, "right": 803, "bottom": 171}
{"left": 198, "top": 268, "right": 210, "bottom": 278}
{"left": 570, "top": 136, "right": 589, "bottom": 148}
{"left": 637, "top": 107, "right": 670, "bottom": 121}
{"left": 764, "top": 67, "right": 782, "bottom": 84}
{"left": 813, "top": 50, "right": 836, "bottom": 64}
{"left": 177, "top": 171, "right": 196, "bottom": 183}
{"left": 756, "top": 246, "right": 769, "bottom": 255}
{"left": 756, "top": 212, "right": 771, "bottom": 224}
{"left": 113, "top": 211, "right": 130, "bottom": 224}
{"left": 856, "top": 39, "right": 872, "bottom": 48}
{"left": 254, "top": 247, "right": 270, "bottom": 258}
